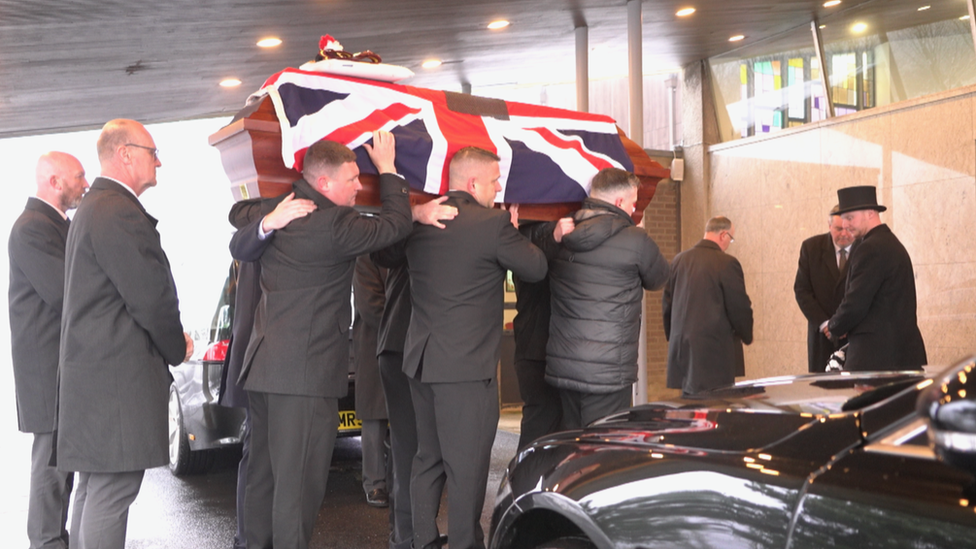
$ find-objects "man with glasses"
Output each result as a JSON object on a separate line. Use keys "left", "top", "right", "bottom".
{"left": 57, "top": 119, "right": 193, "bottom": 548}
{"left": 663, "top": 216, "right": 753, "bottom": 395}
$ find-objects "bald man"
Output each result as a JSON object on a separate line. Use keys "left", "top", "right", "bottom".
{"left": 9, "top": 152, "right": 88, "bottom": 549}
{"left": 57, "top": 119, "right": 192, "bottom": 548}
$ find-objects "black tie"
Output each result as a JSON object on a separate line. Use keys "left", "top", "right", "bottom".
{"left": 838, "top": 248, "right": 847, "bottom": 272}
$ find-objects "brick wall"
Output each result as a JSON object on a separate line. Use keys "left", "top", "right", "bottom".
{"left": 642, "top": 175, "right": 682, "bottom": 401}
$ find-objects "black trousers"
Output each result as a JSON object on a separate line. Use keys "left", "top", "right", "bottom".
{"left": 244, "top": 391, "right": 339, "bottom": 549}
{"left": 513, "top": 358, "right": 562, "bottom": 450}
{"left": 559, "top": 386, "right": 632, "bottom": 430}
{"left": 378, "top": 352, "right": 417, "bottom": 549}
{"left": 409, "top": 376, "right": 498, "bottom": 549}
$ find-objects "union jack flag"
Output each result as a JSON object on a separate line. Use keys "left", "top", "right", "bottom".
{"left": 248, "top": 68, "right": 634, "bottom": 204}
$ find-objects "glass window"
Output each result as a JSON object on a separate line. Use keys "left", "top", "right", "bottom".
{"left": 709, "top": 0, "right": 976, "bottom": 142}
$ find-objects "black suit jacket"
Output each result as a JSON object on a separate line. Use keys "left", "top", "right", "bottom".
{"left": 241, "top": 174, "right": 411, "bottom": 397}
{"left": 8, "top": 198, "right": 69, "bottom": 433}
{"left": 219, "top": 198, "right": 279, "bottom": 408}
{"left": 58, "top": 178, "right": 186, "bottom": 472}
{"left": 353, "top": 255, "right": 388, "bottom": 419}
{"left": 663, "top": 239, "right": 753, "bottom": 394}
{"left": 380, "top": 190, "right": 547, "bottom": 383}
{"left": 828, "top": 224, "right": 927, "bottom": 371}
{"left": 793, "top": 233, "right": 846, "bottom": 372}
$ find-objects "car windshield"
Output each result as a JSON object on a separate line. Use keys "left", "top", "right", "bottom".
{"left": 683, "top": 372, "right": 927, "bottom": 416}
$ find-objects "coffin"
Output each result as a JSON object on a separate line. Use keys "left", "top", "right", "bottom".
{"left": 209, "top": 94, "right": 669, "bottom": 222}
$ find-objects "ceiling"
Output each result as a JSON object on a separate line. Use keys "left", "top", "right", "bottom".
{"left": 0, "top": 0, "right": 950, "bottom": 138}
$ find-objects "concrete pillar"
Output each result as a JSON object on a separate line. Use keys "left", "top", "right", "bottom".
{"left": 576, "top": 26, "right": 589, "bottom": 112}
{"left": 679, "top": 60, "right": 720, "bottom": 250}
{"left": 628, "top": 0, "right": 643, "bottom": 146}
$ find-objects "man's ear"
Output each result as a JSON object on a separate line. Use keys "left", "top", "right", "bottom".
{"left": 316, "top": 175, "right": 330, "bottom": 194}
{"left": 465, "top": 177, "right": 477, "bottom": 195}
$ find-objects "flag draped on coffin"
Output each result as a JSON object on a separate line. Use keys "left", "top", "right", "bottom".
{"left": 248, "top": 68, "right": 634, "bottom": 204}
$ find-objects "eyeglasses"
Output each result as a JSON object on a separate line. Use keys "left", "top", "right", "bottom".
{"left": 125, "top": 143, "right": 159, "bottom": 160}
{"left": 723, "top": 231, "right": 735, "bottom": 243}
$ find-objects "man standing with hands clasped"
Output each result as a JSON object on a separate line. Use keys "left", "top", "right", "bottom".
{"left": 794, "top": 205, "right": 854, "bottom": 372}
{"left": 57, "top": 119, "right": 193, "bottom": 549}
{"left": 826, "top": 186, "right": 926, "bottom": 371}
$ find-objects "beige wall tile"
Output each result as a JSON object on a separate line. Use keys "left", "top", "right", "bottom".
{"left": 891, "top": 177, "right": 976, "bottom": 265}
{"left": 761, "top": 269, "right": 807, "bottom": 345}
{"left": 889, "top": 96, "right": 975, "bottom": 185}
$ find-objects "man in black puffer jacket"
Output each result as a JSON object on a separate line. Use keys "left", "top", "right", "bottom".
{"left": 545, "top": 168, "right": 670, "bottom": 429}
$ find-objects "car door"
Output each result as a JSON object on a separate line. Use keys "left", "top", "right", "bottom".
{"left": 789, "top": 411, "right": 976, "bottom": 548}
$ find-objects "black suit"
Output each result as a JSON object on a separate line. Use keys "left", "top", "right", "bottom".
{"left": 828, "top": 224, "right": 927, "bottom": 371}
{"left": 794, "top": 233, "right": 847, "bottom": 372}
{"left": 237, "top": 174, "right": 411, "bottom": 549}
{"left": 8, "top": 197, "right": 73, "bottom": 548}
{"left": 663, "top": 239, "right": 753, "bottom": 395}
{"left": 59, "top": 177, "right": 186, "bottom": 547}
{"left": 382, "top": 190, "right": 547, "bottom": 549}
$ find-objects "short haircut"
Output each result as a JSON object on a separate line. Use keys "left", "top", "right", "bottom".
{"left": 303, "top": 139, "right": 357, "bottom": 178}
{"left": 705, "top": 216, "right": 732, "bottom": 233}
{"left": 96, "top": 119, "right": 140, "bottom": 162}
{"left": 448, "top": 146, "right": 500, "bottom": 184}
{"left": 590, "top": 167, "right": 639, "bottom": 197}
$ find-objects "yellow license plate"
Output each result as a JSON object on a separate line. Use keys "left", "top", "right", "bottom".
{"left": 338, "top": 410, "right": 361, "bottom": 431}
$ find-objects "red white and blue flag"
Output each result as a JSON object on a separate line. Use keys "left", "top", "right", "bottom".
{"left": 248, "top": 68, "right": 634, "bottom": 204}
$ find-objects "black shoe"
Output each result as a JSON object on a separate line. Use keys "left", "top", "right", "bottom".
{"left": 366, "top": 487, "right": 389, "bottom": 508}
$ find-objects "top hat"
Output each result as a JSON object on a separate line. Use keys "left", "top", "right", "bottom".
{"left": 836, "top": 186, "right": 887, "bottom": 215}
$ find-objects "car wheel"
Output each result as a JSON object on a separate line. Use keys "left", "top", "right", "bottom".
{"left": 168, "top": 383, "right": 216, "bottom": 476}
{"left": 532, "top": 537, "right": 597, "bottom": 549}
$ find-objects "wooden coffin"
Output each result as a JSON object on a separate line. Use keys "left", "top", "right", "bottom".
{"left": 209, "top": 96, "right": 670, "bottom": 222}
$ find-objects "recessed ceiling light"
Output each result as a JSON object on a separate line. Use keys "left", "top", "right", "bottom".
{"left": 917, "top": 5, "right": 931, "bottom": 11}
{"left": 256, "top": 37, "right": 282, "bottom": 48}
{"left": 729, "top": 34, "right": 745, "bottom": 42}
{"left": 487, "top": 20, "right": 510, "bottom": 30}
{"left": 220, "top": 78, "right": 242, "bottom": 87}
{"left": 676, "top": 7, "right": 696, "bottom": 16}
{"left": 852, "top": 22, "right": 868, "bottom": 32}
{"left": 422, "top": 59, "right": 442, "bottom": 69}
{"left": 823, "top": 0, "right": 841, "bottom": 7}
{"left": 819, "top": 24, "right": 827, "bottom": 29}
{"left": 962, "top": 14, "right": 972, "bottom": 20}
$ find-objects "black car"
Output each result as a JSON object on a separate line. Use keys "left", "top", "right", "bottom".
{"left": 490, "top": 357, "right": 976, "bottom": 549}
{"left": 167, "top": 261, "right": 362, "bottom": 475}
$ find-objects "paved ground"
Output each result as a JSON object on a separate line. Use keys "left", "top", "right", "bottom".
{"left": 0, "top": 409, "right": 523, "bottom": 548}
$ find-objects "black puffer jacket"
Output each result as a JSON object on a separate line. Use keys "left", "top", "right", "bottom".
{"left": 545, "top": 198, "right": 669, "bottom": 393}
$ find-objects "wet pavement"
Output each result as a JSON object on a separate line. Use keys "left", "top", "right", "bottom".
{"left": 0, "top": 412, "right": 522, "bottom": 548}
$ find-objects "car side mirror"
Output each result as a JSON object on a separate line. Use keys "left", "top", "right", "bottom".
{"left": 917, "top": 356, "right": 976, "bottom": 475}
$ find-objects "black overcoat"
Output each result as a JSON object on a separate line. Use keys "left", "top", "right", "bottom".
{"left": 8, "top": 198, "right": 70, "bottom": 433}
{"left": 828, "top": 224, "right": 926, "bottom": 371}
{"left": 793, "top": 233, "right": 846, "bottom": 372}
{"left": 663, "top": 239, "right": 753, "bottom": 394}
{"left": 58, "top": 178, "right": 186, "bottom": 472}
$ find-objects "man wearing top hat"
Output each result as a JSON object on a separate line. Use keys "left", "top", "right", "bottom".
{"left": 826, "top": 185, "right": 927, "bottom": 371}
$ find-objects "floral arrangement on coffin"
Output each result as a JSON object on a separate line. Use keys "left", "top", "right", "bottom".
{"left": 299, "top": 34, "right": 415, "bottom": 82}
